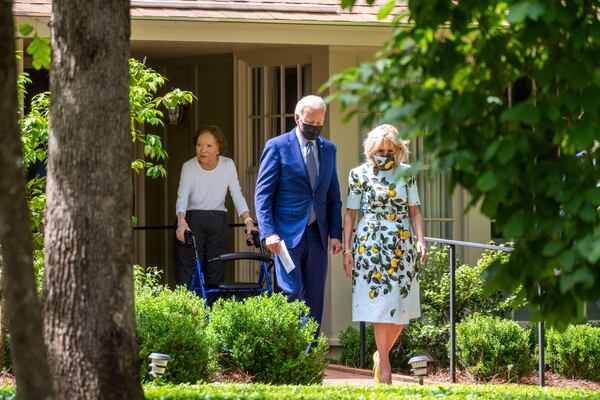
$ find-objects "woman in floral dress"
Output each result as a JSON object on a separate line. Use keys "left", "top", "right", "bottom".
{"left": 342, "top": 124, "right": 427, "bottom": 384}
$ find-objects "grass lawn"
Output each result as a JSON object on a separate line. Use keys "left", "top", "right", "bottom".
{"left": 0, "top": 382, "right": 597, "bottom": 399}
{"left": 142, "top": 382, "right": 600, "bottom": 399}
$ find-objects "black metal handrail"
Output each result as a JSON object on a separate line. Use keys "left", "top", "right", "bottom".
{"left": 358, "top": 237, "right": 546, "bottom": 387}
{"left": 133, "top": 223, "right": 249, "bottom": 230}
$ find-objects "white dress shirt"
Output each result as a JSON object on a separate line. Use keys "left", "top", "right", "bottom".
{"left": 295, "top": 127, "right": 320, "bottom": 177}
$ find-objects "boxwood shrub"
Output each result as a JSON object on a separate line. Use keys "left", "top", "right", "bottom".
{"left": 546, "top": 324, "right": 600, "bottom": 381}
{"left": 135, "top": 267, "right": 215, "bottom": 383}
{"left": 456, "top": 314, "right": 532, "bottom": 380}
{"left": 209, "top": 293, "right": 328, "bottom": 384}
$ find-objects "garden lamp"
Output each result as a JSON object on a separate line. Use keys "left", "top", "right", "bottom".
{"left": 148, "top": 353, "right": 170, "bottom": 379}
{"left": 168, "top": 105, "right": 182, "bottom": 125}
{"left": 408, "top": 354, "right": 432, "bottom": 385}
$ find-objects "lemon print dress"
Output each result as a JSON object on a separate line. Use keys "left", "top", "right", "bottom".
{"left": 346, "top": 163, "right": 421, "bottom": 324}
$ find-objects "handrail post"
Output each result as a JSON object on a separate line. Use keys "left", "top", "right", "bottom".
{"left": 538, "top": 285, "right": 545, "bottom": 386}
{"left": 359, "top": 321, "right": 366, "bottom": 369}
{"left": 449, "top": 244, "right": 456, "bottom": 383}
{"left": 538, "top": 319, "right": 545, "bottom": 386}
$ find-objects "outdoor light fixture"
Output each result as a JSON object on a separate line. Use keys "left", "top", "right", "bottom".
{"left": 168, "top": 105, "right": 183, "bottom": 125}
{"left": 408, "top": 354, "right": 432, "bottom": 385}
{"left": 148, "top": 353, "right": 170, "bottom": 379}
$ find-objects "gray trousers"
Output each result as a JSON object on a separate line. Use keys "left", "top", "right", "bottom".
{"left": 174, "top": 210, "right": 229, "bottom": 287}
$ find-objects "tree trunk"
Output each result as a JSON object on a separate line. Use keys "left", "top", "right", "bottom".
{"left": 0, "top": 2, "right": 54, "bottom": 399}
{"left": 44, "top": 1, "right": 144, "bottom": 398}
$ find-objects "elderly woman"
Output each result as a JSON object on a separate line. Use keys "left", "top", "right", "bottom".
{"left": 342, "top": 124, "right": 427, "bottom": 384}
{"left": 174, "top": 125, "right": 256, "bottom": 287}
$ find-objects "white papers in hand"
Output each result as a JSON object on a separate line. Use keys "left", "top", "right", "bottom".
{"left": 278, "top": 240, "right": 296, "bottom": 273}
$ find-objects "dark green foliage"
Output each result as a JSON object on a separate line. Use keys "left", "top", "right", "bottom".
{"left": 456, "top": 314, "right": 532, "bottom": 380}
{"left": 417, "top": 244, "right": 523, "bottom": 367}
{"left": 329, "top": 0, "right": 600, "bottom": 328}
{"left": 142, "top": 382, "right": 598, "bottom": 399}
{"left": 420, "top": 244, "right": 521, "bottom": 324}
{"left": 338, "top": 324, "right": 376, "bottom": 368}
{"left": 546, "top": 324, "right": 600, "bottom": 381}
{"left": 209, "top": 293, "right": 328, "bottom": 384}
{"left": 134, "top": 267, "right": 215, "bottom": 383}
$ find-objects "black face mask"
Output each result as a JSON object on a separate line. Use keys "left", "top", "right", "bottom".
{"left": 300, "top": 122, "right": 323, "bottom": 141}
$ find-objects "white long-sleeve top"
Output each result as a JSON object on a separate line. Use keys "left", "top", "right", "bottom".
{"left": 175, "top": 156, "right": 249, "bottom": 216}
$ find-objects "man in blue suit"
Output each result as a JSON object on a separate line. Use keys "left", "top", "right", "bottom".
{"left": 255, "top": 95, "right": 342, "bottom": 331}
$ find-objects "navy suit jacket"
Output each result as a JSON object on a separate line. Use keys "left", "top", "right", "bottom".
{"left": 255, "top": 128, "right": 342, "bottom": 249}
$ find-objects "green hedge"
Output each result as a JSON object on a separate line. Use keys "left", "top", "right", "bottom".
{"left": 142, "top": 383, "right": 599, "bottom": 400}
{"left": 546, "top": 324, "right": 600, "bottom": 381}
{"left": 0, "top": 383, "right": 598, "bottom": 400}
{"left": 135, "top": 267, "right": 215, "bottom": 384}
{"left": 209, "top": 293, "right": 328, "bottom": 384}
{"left": 456, "top": 314, "right": 532, "bottom": 380}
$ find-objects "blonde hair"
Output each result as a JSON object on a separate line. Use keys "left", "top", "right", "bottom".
{"left": 363, "top": 124, "right": 410, "bottom": 169}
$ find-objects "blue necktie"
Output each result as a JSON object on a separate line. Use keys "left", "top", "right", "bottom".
{"left": 306, "top": 142, "right": 317, "bottom": 188}
{"left": 306, "top": 142, "right": 317, "bottom": 224}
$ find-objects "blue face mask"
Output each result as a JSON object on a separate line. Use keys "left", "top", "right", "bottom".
{"left": 373, "top": 153, "right": 395, "bottom": 170}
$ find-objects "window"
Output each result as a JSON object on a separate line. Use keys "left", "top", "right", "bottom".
{"left": 357, "top": 116, "right": 455, "bottom": 239}
{"left": 249, "top": 64, "right": 312, "bottom": 167}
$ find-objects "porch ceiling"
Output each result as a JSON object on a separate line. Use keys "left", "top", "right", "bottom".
{"left": 131, "top": 40, "right": 297, "bottom": 58}
{"left": 13, "top": 0, "right": 408, "bottom": 25}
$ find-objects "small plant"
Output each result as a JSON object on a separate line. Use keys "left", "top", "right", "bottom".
{"left": 456, "top": 314, "right": 532, "bottom": 380}
{"left": 545, "top": 324, "right": 600, "bottom": 381}
{"left": 338, "top": 324, "right": 376, "bottom": 368}
{"left": 135, "top": 267, "right": 215, "bottom": 383}
{"left": 209, "top": 293, "right": 328, "bottom": 384}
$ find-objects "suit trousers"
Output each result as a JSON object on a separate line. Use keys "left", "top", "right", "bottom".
{"left": 173, "top": 210, "right": 228, "bottom": 287}
{"left": 275, "top": 223, "right": 328, "bottom": 334}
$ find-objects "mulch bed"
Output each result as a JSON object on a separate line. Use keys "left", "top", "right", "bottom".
{"left": 208, "top": 368, "right": 253, "bottom": 384}
{"left": 426, "top": 368, "right": 600, "bottom": 391}
{"left": 0, "top": 372, "right": 15, "bottom": 386}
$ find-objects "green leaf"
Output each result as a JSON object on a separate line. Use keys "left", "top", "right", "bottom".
{"left": 18, "top": 24, "right": 34, "bottom": 36}
{"left": 483, "top": 140, "right": 501, "bottom": 162}
{"left": 377, "top": 0, "right": 396, "bottom": 20}
{"left": 341, "top": 0, "right": 357, "bottom": 10}
{"left": 476, "top": 170, "right": 498, "bottom": 192}
{"left": 497, "top": 141, "right": 517, "bottom": 165}
{"left": 26, "top": 34, "right": 51, "bottom": 70}
{"left": 560, "top": 268, "right": 594, "bottom": 293}
{"left": 576, "top": 231, "right": 600, "bottom": 263}
{"left": 452, "top": 66, "right": 473, "bottom": 91}
{"left": 570, "top": 123, "right": 596, "bottom": 150}
{"left": 541, "top": 242, "right": 562, "bottom": 257}
{"left": 500, "top": 101, "right": 539, "bottom": 125}
{"left": 585, "top": 187, "right": 600, "bottom": 205}
{"left": 507, "top": 1, "right": 545, "bottom": 24}
{"left": 503, "top": 212, "right": 526, "bottom": 238}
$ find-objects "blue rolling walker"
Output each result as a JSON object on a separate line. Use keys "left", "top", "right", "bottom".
{"left": 185, "top": 229, "right": 274, "bottom": 307}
